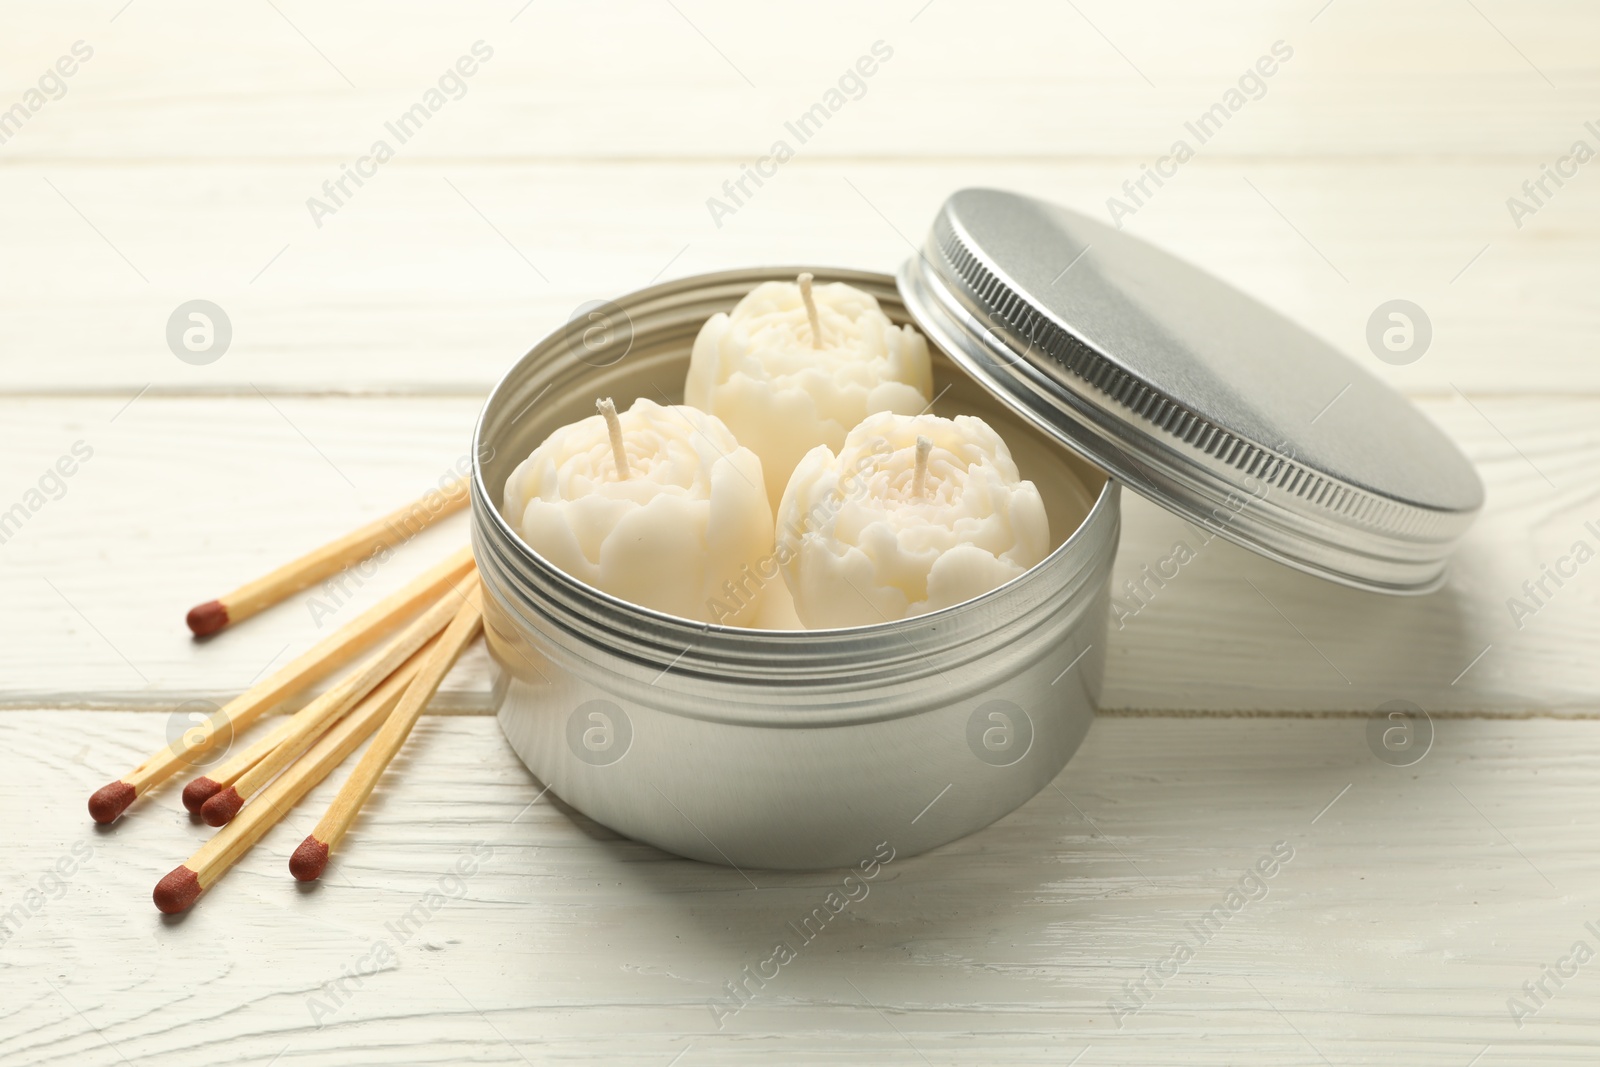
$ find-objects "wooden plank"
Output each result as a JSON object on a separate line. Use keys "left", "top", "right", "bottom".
{"left": 0, "top": 395, "right": 487, "bottom": 709}
{"left": 1, "top": 0, "right": 1595, "bottom": 160}
{"left": 2, "top": 157, "right": 1597, "bottom": 394}
{"left": 1, "top": 3, "right": 1593, "bottom": 1062}
{"left": 0, "top": 394, "right": 1593, "bottom": 714}
{"left": 4, "top": 712, "right": 1599, "bottom": 1064}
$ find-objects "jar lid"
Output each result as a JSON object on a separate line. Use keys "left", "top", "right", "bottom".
{"left": 898, "top": 188, "right": 1483, "bottom": 594}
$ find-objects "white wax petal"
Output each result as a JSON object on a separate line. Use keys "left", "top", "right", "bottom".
{"left": 776, "top": 411, "right": 1050, "bottom": 628}
{"left": 503, "top": 397, "right": 774, "bottom": 626}
{"left": 753, "top": 574, "right": 805, "bottom": 630}
{"left": 686, "top": 279, "right": 933, "bottom": 506}
{"left": 923, "top": 544, "right": 1025, "bottom": 613}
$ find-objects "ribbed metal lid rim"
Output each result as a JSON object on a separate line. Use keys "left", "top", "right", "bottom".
{"left": 929, "top": 209, "right": 1472, "bottom": 545}
{"left": 899, "top": 189, "right": 1484, "bottom": 595}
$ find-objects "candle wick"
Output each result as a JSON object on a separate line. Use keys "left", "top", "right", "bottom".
{"left": 912, "top": 435, "right": 932, "bottom": 499}
{"left": 798, "top": 272, "right": 823, "bottom": 350}
{"left": 597, "top": 397, "right": 630, "bottom": 480}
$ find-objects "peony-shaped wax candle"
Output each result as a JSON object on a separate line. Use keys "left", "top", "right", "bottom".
{"left": 775, "top": 411, "right": 1050, "bottom": 628}
{"left": 685, "top": 273, "right": 934, "bottom": 507}
{"left": 503, "top": 396, "right": 773, "bottom": 626}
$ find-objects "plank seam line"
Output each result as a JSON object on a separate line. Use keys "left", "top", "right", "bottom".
{"left": 0, "top": 152, "right": 1593, "bottom": 166}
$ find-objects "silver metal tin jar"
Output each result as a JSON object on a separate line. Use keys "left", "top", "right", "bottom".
{"left": 473, "top": 268, "right": 1117, "bottom": 870}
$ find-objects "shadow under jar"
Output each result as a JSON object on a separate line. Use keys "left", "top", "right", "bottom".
{"left": 472, "top": 267, "right": 1117, "bottom": 870}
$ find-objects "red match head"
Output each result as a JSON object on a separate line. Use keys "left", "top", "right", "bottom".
{"left": 186, "top": 600, "right": 229, "bottom": 637}
{"left": 88, "top": 781, "right": 136, "bottom": 824}
{"left": 199, "top": 787, "right": 244, "bottom": 827}
{"left": 289, "top": 835, "right": 329, "bottom": 882}
{"left": 153, "top": 866, "right": 202, "bottom": 914}
{"left": 182, "top": 776, "right": 221, "bottom": 814}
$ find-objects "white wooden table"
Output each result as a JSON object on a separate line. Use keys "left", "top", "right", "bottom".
{"left": 3, "top": 2, "right": 1598, "bottom": 1063}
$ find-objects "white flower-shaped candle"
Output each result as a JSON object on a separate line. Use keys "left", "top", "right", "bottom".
{"left": 503, "top": 397, "right": 774, "bottom": 626}
{"left": 776, "top": 412, "right": 1050, "bottom": 628}
{"left": 686, "top": 274, "right": 934, "bottom": 506}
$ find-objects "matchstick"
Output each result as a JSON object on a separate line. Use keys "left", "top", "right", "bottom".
{"left": 152, "top": 649, "right": 427, "bottom": 914}
{"left": 198, "top": 573, "right": 475, "bottom": 826}
{"left": 89, "top": 545, "right": 474, "bottom": 823}
{"left": 185, "top": 480, "right": 470, "bottom": 637}
{"left": 181, "top": 713, "right": 299, "bottom": 813}
{"left": 290, "top": 580, "right": 484, "bottom": 881}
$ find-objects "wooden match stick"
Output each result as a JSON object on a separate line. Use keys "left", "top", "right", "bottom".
{"left": 291, "top": 580, "right": 484, "bottom": 881}
{"left": 185, "top": 479, "right": 470, "bottom": 637}
{"left": 152, "top": 650, "right": 424, "bottom": 914}
{"left": 179, "top": 562, "right": 474, "bottom": 814}
{"left": 181, "top": 713, "right": 298, "bottom": 813}
{"left": 198, "top": 573, "right": 475, "bottom": 826}
{"left": 89, "top": 546, "right": 474, "bottom": 824}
